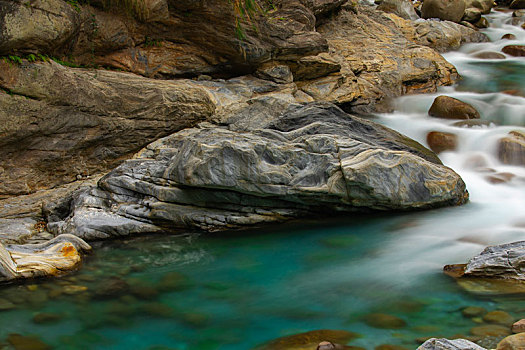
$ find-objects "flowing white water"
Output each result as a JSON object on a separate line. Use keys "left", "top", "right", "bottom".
{"left": 369, "top": 9, "right": 525, "bottom": 286}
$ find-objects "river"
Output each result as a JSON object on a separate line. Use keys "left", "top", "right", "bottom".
{"left": 0, "top": 9, "right": 524, "bottom": 350}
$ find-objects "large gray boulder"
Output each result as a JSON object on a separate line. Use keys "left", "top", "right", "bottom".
{"left": 417, "top": 338, "right": 487, "bottom": 350}
{"left": 47, "top": 102, "right": 469, "bottom": 240}
{"left": 421, "top": 0, "right": 467, "bottom": 23}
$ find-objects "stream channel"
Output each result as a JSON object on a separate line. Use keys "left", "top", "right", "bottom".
{"left": 0, "top": 9, "right": 524, "bottom": 350}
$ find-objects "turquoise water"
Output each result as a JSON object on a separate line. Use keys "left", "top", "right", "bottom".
{"left": 0, "top": 216, "right": 523, "bottom": 350}
{"left": 2, "top": 9, "right": 525, "bottom": 350}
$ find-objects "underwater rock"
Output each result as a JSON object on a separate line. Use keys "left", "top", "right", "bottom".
{"left": 363, "top": 313, "right": 407, "bottom": 329}
{"left": 473, "top": 51, "right": 506, "bottom": 59}
{"left": 375, "top": 345, "right": 410, "bottom": 350}
{"left": 471, "top": 325, "right": 512, "bottom": 337}
{"left": 483, "top": 311, "right": 515, "bottom": 326}
{"left": 0, "top": 234, "right": 91, "bottom": 282}
{"left": 47, "top": 102, "right": 469, "bottom": 239}
{"left": 462, "top": 306, "right": 487, "bottom": 318}
{"left": 0, "top": 298, "right": 16, "bottom": 311}
{"left": 428, "top": 96, "right": 480, "bottom": 120}
{"left": 94, "top": 277, "right": 130, "bottom": 299}
{"left": 6, "top": 333, "right": 51, "bottom": 350}
{"left": 255, "top": 329, "right": 360, "bottom": 350}
{"left": 417, "top": 337, "right": 486, "bottom": 350}
{"left": 32, "top": 312, "right": 63, "bottom": 324}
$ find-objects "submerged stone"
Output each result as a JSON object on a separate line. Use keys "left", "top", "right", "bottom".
{"left": 0, "top": 298, "right": 16, "bottom": 311}
{"left": 462, "top": 306, "right": 487, "bottom": 318}
{"left": 7, "top": 333, "right": 51, "bottom": 350}
{"left": 363, "top": 313, "right": 407, "bottom": 329}
{"left": 254, "top": 329, "right": 360, "bottom": 350}
{"left": 470, "top": 325, "right": 512, "bottom": 337}
{"left": 483, "top": 311, "right": 515, "bottom": 326}
{"left": 32, "top": 312, "right": 63, "bottom": 324}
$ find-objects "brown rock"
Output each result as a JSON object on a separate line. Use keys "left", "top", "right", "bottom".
{"left": 502, "top": 33, "right": 517, "bottom": 40}
{"left": 498, "top": 131, "right": 525, "bottom": 165}
{"left": 377, "top": 0, "right": 420, "bottom": 20}
{"left": 497, "top": 333, "right": 525, "bottom": 349}
{"left": 363, "top": 313, "right": 407, "bottom": 329}
{"left": 474, "top": 51, "right": 506, "bottom": 59}
{"left": 287, "top": 54, "right": 341, "bottom": 81}
{"left": 421, "top": 0, "right": 467, "bottom": 22}
{"left": 375, "top": 345, "right": 410, "bottom": 350}
{"left": 486, "top": 172, "right": 516, "bottom": 184}
{"left": 428, "top": 96, "right": 480, "bottom": 120}
{"left": 512, "top": 319, "right": 525, "bottom": 333}
{"left": 465, "top": 0, "right": 494, "bottom": 14}
{"left": 471, "top": 324, "right": 512, "bottom": 337}
{"left": 463, "top": 7, "right": 482, "bottom": 23}
{"left": 427, "top": 131, "right": 458, "bottom": 153}
{"left": 0, "top": 60, "right": 215, "bottom": 198}
{"left": 483, "top": 311, "right": 515, "bottom": 325}
{"left": 7, "top": 333, "right": 51, "bottom": 350}
{"left": 255, "top": 329, "right": 360, "bottom": 350}
{"left": 474, "top": 16, "right": 489, "bottom": 28}
{"left": 502, "top": 45, "right": 525, "bottom": 57}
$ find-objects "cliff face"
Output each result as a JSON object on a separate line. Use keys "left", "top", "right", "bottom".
{"left": 0, "top": 0, "right": 484, "bottom": 244}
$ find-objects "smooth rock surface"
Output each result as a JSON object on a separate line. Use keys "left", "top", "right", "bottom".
{"left": 417, "top": 338, "right": 487, "bottom": 350}
{"left": 428, "top": 96, "right": 480, "bottom": 120}
{"left": 497, "top": 333, "right": 525, "bottom": 350}
{"left": 502, "top": 45, "right": 525, "bottom": 57}
{"left": 427, "top": 131, "right": 458, "bottom": 153}
{"left": 377, "top": 0, "right": 420, "bottom": 20}
{"left": 498, "top": 131, "right": 525, "bottom": 166}
{"left": 0, "top": 234, "right": 91, "bottom": 282}
{"left": 47, "top": 102, "right": 468, "bottom": 239}
{"left": 512, "top": 319, "right": 525, "bottom": 334}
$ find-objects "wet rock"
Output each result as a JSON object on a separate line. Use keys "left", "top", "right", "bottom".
{"left": 453, "top": 120, "right": 495, "bottom": 128}
{"left": 485, "top": 172, "right": 516, "bottom": 184}
{"left": 255, "top": 329, "right": 360, "bottom": 350}
{"left": 62, "top": 284, "right": 88, "bottom": 295}
{"left": 427, "top": 131, "right": 458, "bottom": 153}
{"left": 377, "top": 0, "right": 420, "bottom": 20}
{"left": 0, "top": 0, "right": 80, "bottom": 56}
{"left": 130, "top": 283, "right": 159, "bottom": 300}
{"left": 363, "top": 313, "right": 407, "bottom": 329}
{"left": 510, "top": 0, "right": 525, "bottom": 9}
{"left": 474, "top": 51, "right": 506, "bottom": 59}
{"left": 463, "top": 8, "right": 482, "bottom": 23}
{"left": 6, "top": 333, "right": 51, "bottom": 350}
{"left": 465, "top": 0, "right": 494, "bottom": 14}
{"left": 181, "top": 312, "right": 210, "bottom": 328}
{"left": 0, "top": 234, "right": 91, "bottom": 282}
{"left": 94, "top": 277, "right": 130, "bottom": 299}
{"left": 512, "top": 319, "right": 525, "bottom": 333}
{"left": 417, "top": 338, "right": 486, "bottom": 350}
{"left": 501, "top": 33, "right": 517, "bottom": 40}
{"left": 471, "top": 325, "right": 512, "bottom": 337}
{"left": 473, "top": 16, "right": 489, "bottom": 28}
{"left": 428, "top": 96, "right": 480, "bottom": 120}
{"left": 49, "top": 102, "right": 468, "bottom": 238}
{"left": 497, "top": 333, "right": 525, "bottom": 349}
{"left": 33, "top": 312, "right": 63, "bottom": 324}
{"left": 498, "top": 131, "right": 525, "bottom": 166}
{"left": 502, "top": 45, "right": 525, "bottom": 57}
{"left": 421, "top": 0, "right": 467, "bottom": 22}
{"left": 483, "top": 311, "right": 515, "bottom": 325}
{"left": 513, "top": 9, "right": 525, "bottom": 16}
{"left": 462, "top": 306, "right": 487, "bottom": 318}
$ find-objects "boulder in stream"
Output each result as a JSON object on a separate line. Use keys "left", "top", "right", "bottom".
{"left": 421, "top": 0, "right": 467, "bottom": 22}
{"left": 498, "top": 131, "right": 525, "bottom": 166}
{"left": 502, "top": 45, "right": 525, "bottom": 57}
{"left": 428, "top": 96, "right": 480, "bottom": 120}
{"left": 46, "top": 102, "right": 469, "bottom": 239}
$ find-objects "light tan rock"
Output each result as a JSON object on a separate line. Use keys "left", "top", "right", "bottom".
{"left": 512, "top": 319, "right": 525, "bottom": 334}
{"left": 497, "top": 333, "right": 525, "bottom": 349}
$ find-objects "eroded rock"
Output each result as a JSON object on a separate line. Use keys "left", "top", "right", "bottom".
{"left": 0, "top": 234, "right": 91, "bottom": 282}
{"left": 417, "top": 338, "right": 487, "bottom": 350}
{"left": 47, "top": 102, "right": 468, "bottom": 239}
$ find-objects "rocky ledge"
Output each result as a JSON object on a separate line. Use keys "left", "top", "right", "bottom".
{"left": 444, "top": 241, "right": 525, "bottom": 294}
{"left": 45, "top": 102, "right": 468, "bottom": 240}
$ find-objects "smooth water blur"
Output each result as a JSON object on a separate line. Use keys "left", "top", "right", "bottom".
{"left": 1, "top": 10, "right": 525, "bottom": 350}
